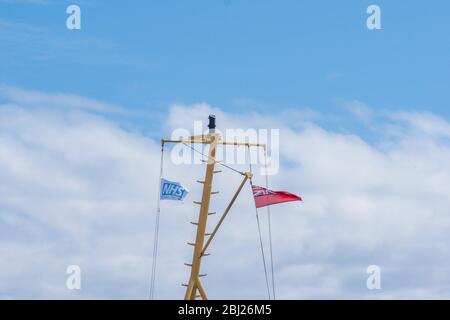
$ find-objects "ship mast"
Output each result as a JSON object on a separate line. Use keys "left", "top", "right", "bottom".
{"left": 162, "top": 115, "right": 265, "bottom": 300}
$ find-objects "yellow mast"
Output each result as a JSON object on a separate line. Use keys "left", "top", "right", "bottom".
{"left": 162, "top": 115, "right": 265, "bottom": 300}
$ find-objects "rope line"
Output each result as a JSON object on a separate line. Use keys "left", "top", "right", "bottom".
{"left": 248, "top": 146, "right": 271, "bottom": 300}
{"left": 264, "top": 148, "right": 276, "bottom": 300}
{"left": 149, "top": 141, "right": 164, "bottom": 300}
{"left": 182, "top": 142, "right": 245, "bottom": 176}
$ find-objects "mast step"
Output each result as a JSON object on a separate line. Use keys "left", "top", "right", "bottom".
{"left": 184, "top": 263, "right": 192, "bottom": 267}
{"left": 182, "top": 284, "right": 188, "bottom": 287}
{"left": 211, "top": 191, "right": 219, "bottom": 195}
{"left": 199, "top": 274, "right": 207, "bottom": 277}
{"left": 194, "top": 201, "right": 202, "bottom": 205}
{"left": 201, "top": 160, "right": 222, "bottom": 163}
{"left": 187, "top": 242, "right": 195, "bottom": 246}
{"left": 208, "top": 212, "right": 216, "bottom": 215}
{"left": 213, "top": 170, "right": 222, "bottom": 174}
{"left": 202, "top": 253, "right": 210, "bottom": 257}
{"left": 205, "top": 233, "right": 212, "bottom": 236}
{"left": 196, "top": 180, "right": 205, "bottom": 184}
{"left": 190, "top": 221, "right": 199, "bottom": 225}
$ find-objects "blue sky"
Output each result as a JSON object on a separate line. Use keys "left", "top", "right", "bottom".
{"left": 2, "top": 1, "right": 450, "bottom": 300}
{"left": 2, "top": 0, "right": 450, "bottom": 122}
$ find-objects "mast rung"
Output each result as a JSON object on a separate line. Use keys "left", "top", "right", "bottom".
{"left": 187, "top": 242, "right": 195, "bottom": 246}
{"left": 201, "top": 160, "right": 222, "bottom": 163}
{"left": 184, "top": 263, "right": 192, "bottom": 267}
{"left": 190, "top": 221, "right": 198, "bottom": 225}
{"left": 208, "top": 212, "right": 216, "bottom": 215}
{"left": 196, "top": 180, "right": 205, "bottom": 184}
{"left": 199, "top": 274, "right": 207, "bottom": 277}
{"left": 211, "top": 191, "right": 219, "bottom": 195}
{"left": 194, "top": 201, "right": 202, "bottom": 205}
{"left": 189, "top": 134, "right": 207, "bottom": 142}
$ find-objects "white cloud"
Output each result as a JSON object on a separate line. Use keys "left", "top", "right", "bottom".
{"left": 2, "top": 88, "right": 450, "bottom": 299}
{"left": 342, "top": 99, "right": 374, "bottom": 123}
{"left": 391, "top": 111, "right": 450, "bottom": 139}
{"left": 0, "top": 85, "right": 124, "bottom": 114}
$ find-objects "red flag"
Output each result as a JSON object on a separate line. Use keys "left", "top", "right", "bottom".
{"left": 252, "top": 185, "right": 302, "bottom": 208}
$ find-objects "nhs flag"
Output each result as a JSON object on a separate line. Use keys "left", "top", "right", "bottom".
{"left": 160, "top": 179, "right": 189, "bottom": 201}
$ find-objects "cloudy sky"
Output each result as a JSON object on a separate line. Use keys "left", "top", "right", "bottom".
{"left": 1, "top": 1, "right": 450, "bottom": 299}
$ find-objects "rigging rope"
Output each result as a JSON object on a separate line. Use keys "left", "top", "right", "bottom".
{"left": 182, "top": 142, "right": 246, "bottom": 176}
{"left": 248, "top": 145, "right": 271, "bottom": 300}
{"left": 149, "top": 141, "right": 164, "bottom": 300}
{"left": 264, "top": 147, "right": 276, "bottom": 300}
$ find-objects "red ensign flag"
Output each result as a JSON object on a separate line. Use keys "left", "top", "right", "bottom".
{"left": 252, "top": 185, "right": 302, "bottom": 208}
